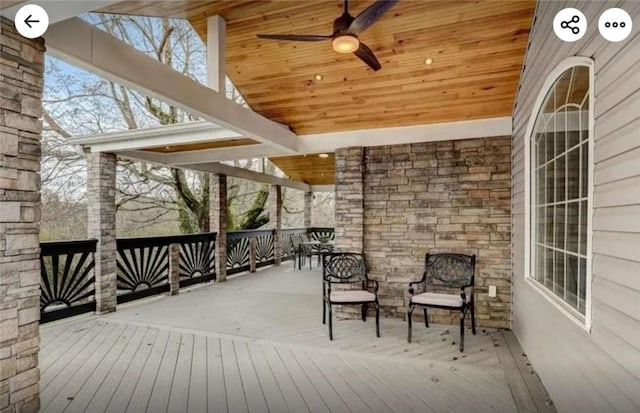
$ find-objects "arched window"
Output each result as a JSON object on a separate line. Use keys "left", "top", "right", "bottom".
{"left": 525, "top": 58, "right": 593, "bottom": 327}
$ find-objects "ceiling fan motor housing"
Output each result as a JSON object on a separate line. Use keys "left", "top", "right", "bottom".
{"left": 333, "top": 12, "right": 355, "bottom": 35}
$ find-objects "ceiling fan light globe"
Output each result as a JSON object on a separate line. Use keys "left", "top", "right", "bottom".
{"left": 332, "top": 35, "right": 359, "bottom": 53}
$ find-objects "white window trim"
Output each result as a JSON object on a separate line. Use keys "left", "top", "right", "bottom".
{"left": 523, "top": 56, "right": 595, "bottom": 332}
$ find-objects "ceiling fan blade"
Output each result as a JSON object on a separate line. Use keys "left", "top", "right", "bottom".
{"left": 257, "top": 34, "right": 332, "bottom": 42}
{"left": 353, "top": 42, "right": 381, "bottom": 71}
{"left": 348, "top": 0, "right": 398, "bottom": 35}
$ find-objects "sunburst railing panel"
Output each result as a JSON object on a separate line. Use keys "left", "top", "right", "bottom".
{"left": 40, "top": 240, "right": 98, "bottom": 323}
{"left": 178, "top": 233, "right": 216, "bottom": 287}
{"left": 227, "top": 231, "right": 251, "bottom": 274}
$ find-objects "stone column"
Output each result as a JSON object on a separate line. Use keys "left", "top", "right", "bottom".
{"left": 210, "top": 174, "right": 227, "bottom": 282}
{"left": 168, "top": 243, "right": 180, "bottom": 295}
{"left": 334, "top": 147, "right": 364, "bottom": 252}
{"left": 0, "top": 17, "right": 45, "bottom": 413}
{"left": 87, "top": 152, "right": 117, "bottom": 314}
{"left": 303, "top": 191, "right": 313, "bottom": 228}
{"left": 269, "top": 185, "right": 282, "bottom": 266}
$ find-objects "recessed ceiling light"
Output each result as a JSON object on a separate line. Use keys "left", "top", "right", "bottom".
{"left": 424, "top": 57, "right": 434, "bottom": 65}
{"left": 165, "top": 146, "right": 171, "bottom": 150}
{"left": 314, "top": 74, "right": 323, "bottom": 81}
{"left": 318, "top": 153, "right": 329, "bottom": 158}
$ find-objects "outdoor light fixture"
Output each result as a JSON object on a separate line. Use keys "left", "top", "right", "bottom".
{"left": 315, "top": 74, "right": 324, "bottom": 81}
{"left": 332, "top": 35, "right": 359, "bottom": 54}
{"left": 318, "top": 153, "right": 330, "bottom": 158}
{"left": 424, "top": 57, "right": 434, "bottom": 65}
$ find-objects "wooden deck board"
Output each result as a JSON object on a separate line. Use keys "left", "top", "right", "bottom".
{"left": 39, "top": 264, "right": 554, "bottom": 413}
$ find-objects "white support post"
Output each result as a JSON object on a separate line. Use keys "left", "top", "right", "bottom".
{"left": 207, "top": 16, "right": 226, "bottom": 96}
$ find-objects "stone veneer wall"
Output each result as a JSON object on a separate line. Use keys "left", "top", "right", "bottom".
{"left": 0, "top": 17, "right": 44, "bottom": 413}
{"left": 335, "top": 137, "right": 512, "bottom": 328}
{"left": 334, "top": 147, "right": 364, "bottom": 251}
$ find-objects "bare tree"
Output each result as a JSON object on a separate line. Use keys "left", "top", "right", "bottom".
{"left": 42, "top": 14, "right": 280, "bottom": 237}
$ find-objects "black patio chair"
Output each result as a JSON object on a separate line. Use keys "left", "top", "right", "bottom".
{"left": 407, "top": 253, "right": 476, "bottom": 352}
{"left": 322, "top": 252, "right": 380, "bottom": 340}
{"left": 292, "top": 233, "right": 308, "bottom": 270}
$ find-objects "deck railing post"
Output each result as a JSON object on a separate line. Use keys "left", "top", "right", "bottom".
{"left": 210, "top": 174, "right": 228, "bottom": 282}
{"left": 269, "top": 185, "right": 282, "bottom": 266}
{"left": 249, "top": 236, "right": 257, "bottom": 272}
{"left": 169, "top": 243, "right": 180, "bottom": 295}
{"left": 87, "top": 152, "right": 118, "bottom": 314}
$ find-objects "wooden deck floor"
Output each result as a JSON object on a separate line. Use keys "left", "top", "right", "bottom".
{"left": 40, "top": 263, "right": 555, "bottom": 413}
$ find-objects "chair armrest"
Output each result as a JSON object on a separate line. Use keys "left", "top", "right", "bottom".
{"left": 460, "top": 284, "right": 474, "bottom": 303}
{"left": 367, "top": 279, "right": 379, "bottom": 293}
{"left": 408, "top": 271, "right": 427, "bottom": 295}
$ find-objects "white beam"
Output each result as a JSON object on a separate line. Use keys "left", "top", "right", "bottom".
{"left": 44, "top": 18, "right": 298, "bottom": 153}
{"left": 1, "top": 0, "right": 119, "bottom": 23}
{"left": 310, "top": 185, "right": 335, "bottom": 193}
{"left": 193, "top": 163, "right": 310, "bottom": 192}
{"left": 115, "top": 151, "right": 310, "bottom": 192}
{"left": 70, "top": 117, "right": 512, "bottom": 157}
{"left": 296, "top": 116, "right": 513, "bottom": 153}
{"left": 168, "top": 144, "right": 286, "bottom": 166}
{"left": 71, "top": 122, "right": 241, "bottom": 153}
{"left": 117, "top": 150, "right": 168, "bottom": 165}
{"left": 207, "top": 16, "right": 226, "bottom": 95}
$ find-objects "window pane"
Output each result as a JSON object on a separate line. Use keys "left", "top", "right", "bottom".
{"left": 536, "top": 245, "right": 545, "bottom": 283}
{"left": 580, "top": 97, "right": 589, "bottom": 142}
{"left": 567, "top": 147, "right": 580, "bottom": 200}
{"left": 569, "top": 67, "right": 589, "bottom": 105}
{"left": 554, "top": 251, "right": 565, "bottom": 297}
{"left": 555, "top": 204, "right": 566, "bottom": 249}
{"left": 566, "top": 255, "right": 578, "bottom": 309}
{"left": 546, "top": 164, "right": 555, "bottom": 204}
{"left": 579, "top": 258, "right": 587, "bottom": 315}
{"left": 536, "top": 207, "right": 545, "bottom": 245}
{"left": 545, "top": 132, "right": 555, "bottom": 163}
{"left": 579, "top": 201, "right": 588, "bottom": 255}
{"left": 546, "top": 206, "right": 554, "bottom": 247}
{"left": 556, "top": 123, "right": 566, "bottom": 157}
{"left": 567, "top": 201, "right": 579, "bottom": 253}
{"left": 545, "top": 248, "right": 554, "bottom": 289}
{"left": 556, "top": 154, "right": 566, "bottom": 202}
{"left": 537, "top": 166, "right": 546, "bottom": 205}
{"left": 581, "top": 142, "right": 589, "bottom": 197}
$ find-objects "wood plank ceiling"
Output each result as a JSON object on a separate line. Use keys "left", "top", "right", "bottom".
{"left": 100, "top": 0, "right": 536, "bottom": 185}
{"left": 270, "top": 154, "right": 335, "bottom": 185}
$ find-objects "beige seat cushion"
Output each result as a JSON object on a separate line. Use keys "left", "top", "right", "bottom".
{"left": 411, "top": 292, "right": 466, "bottom": 307}
{"left": 329, "top": 290, "right": 376, "bottom": 303}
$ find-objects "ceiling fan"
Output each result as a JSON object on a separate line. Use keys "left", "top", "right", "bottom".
{"left": 256, "top": 0, "right": 398, "bottom": 71}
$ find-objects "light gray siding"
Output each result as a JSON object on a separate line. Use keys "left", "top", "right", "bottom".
{"left": 512, "top": 1, "right": 640, "bottom": 412}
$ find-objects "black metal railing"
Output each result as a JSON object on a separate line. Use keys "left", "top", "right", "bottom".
{"left": 40, "top": 239, "right": 98, "bottom": 323}
{"left": 39, "top": 227, "right": 333, "bottom": 322}
{"left": 227, "top": 229, "right": 276, "bottom": 274}
{"left": 308, "top": 227, "right": 335, "bottom": 243}
{"left": 116, "top": 232, "right": 217, "bottom": 303}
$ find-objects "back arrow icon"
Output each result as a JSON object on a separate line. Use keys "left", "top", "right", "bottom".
{"left": 24, "top": 14, "right": 40, "bottom": 28}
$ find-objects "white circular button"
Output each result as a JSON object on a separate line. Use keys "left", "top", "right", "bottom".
{"left": 599, "top": 8, "right": 632, "bottom": 42}
{"left": 14, "top": 4, "right": 49, "bottom": 39}
{"left": 553, "top": 8, "right": 587, "bottom": 42}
